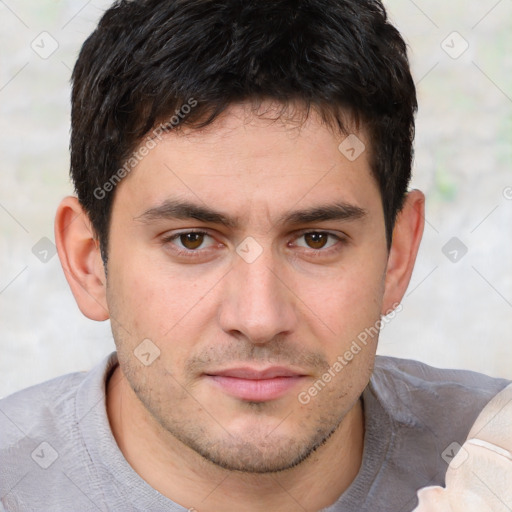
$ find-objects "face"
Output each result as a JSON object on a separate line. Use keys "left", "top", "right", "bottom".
{"left": 105, "top": 103, "right": 391, "bottom": 473}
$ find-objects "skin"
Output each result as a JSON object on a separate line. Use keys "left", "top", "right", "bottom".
{"left": 414, "top": 383, "right": 512, "bottom": 512}
{"left": 55, "top": 103, "right": 424, "bottom": 511}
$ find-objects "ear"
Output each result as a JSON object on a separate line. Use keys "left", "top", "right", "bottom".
{"left": 54, "top": 196, "right": 109, "bottom": 321}
{"left": 381, "top": 190, "right": 425, "bottom": 315}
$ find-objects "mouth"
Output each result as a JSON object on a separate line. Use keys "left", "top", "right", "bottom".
{"left": 204, "top": 366, "right": 307, "bottom": 402}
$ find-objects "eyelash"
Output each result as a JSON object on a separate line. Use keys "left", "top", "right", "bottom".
{"left": 161, "top": 229, "right": 347, "bottom": 259}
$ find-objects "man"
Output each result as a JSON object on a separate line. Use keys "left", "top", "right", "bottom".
{"left": 0, "top": 1, "right": 509, "bottom": 511}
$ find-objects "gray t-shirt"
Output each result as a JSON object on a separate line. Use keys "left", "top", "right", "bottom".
{"left": 0, "top": 352, "right": 509, "bottom": 512}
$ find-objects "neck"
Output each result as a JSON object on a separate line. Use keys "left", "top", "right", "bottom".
{"left": 106, "top": 364, "right": 364, "bottom": 512}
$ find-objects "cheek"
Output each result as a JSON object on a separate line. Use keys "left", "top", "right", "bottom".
{"left": 301, "top": 262, "right": 385, "bottom": 337}
{"left": 106, "top": 251, "right": 182, "bottom": 343}
{"left": 106, "top": 251, "right": 221, "bottom": 369}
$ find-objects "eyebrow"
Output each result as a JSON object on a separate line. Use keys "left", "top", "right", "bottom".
{"left": 134, "top": 198, "right": 368, "bottom": 228}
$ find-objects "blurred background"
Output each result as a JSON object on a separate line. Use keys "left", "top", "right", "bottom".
{"left": 0, "top": 0, "right": 511, "bottom": 396}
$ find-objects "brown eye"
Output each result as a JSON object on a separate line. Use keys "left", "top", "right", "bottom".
{"left": 179, "top": 232, "right": 205, "bottom": 250}
{"left": 292, "top": 231, "right": 342, "bottom": 253}
{"left": 304, "top": 232, "right": 329, "bottom": 249}
{"left": 162, "top": 231, "right": 221, "bottom": 259}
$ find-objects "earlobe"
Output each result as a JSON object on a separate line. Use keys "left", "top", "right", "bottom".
{"left": 381, "top": 189, "right": 425, "bottom": 315}
{"left": 54, "top": 196, "right": 109, "bottom": 321}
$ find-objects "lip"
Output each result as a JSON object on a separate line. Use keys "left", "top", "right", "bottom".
{"left": 205, "top": 366, "right": 307, "bottom": 402}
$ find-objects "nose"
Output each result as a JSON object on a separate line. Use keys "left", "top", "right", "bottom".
{"left": 218, "top": 246, "right": 297, "bottom": 345}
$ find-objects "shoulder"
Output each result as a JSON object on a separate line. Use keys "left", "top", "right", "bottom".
{"left": 0, "top": 370, "right": 87, "bottom": 508}
{"left": 0, "top": 352, "right": 117, "bottom": 448}
{"left": 356, "top": 356, "right": 511, "bottom": 509}
{"left": 0, "top": 354, "right": 117, "bottom": 510}
{"left": 373, "top": 355, "right": 509, "bottom": 398}
{"left": 0, "top": 370, "right": 88, "bottom": 445}
{"left": 370, "top": 354, "right": 511, "bottom": 443}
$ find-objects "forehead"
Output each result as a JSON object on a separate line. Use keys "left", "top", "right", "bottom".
{"left": 113, "top": 103, "right": 381, "bottom": 223}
